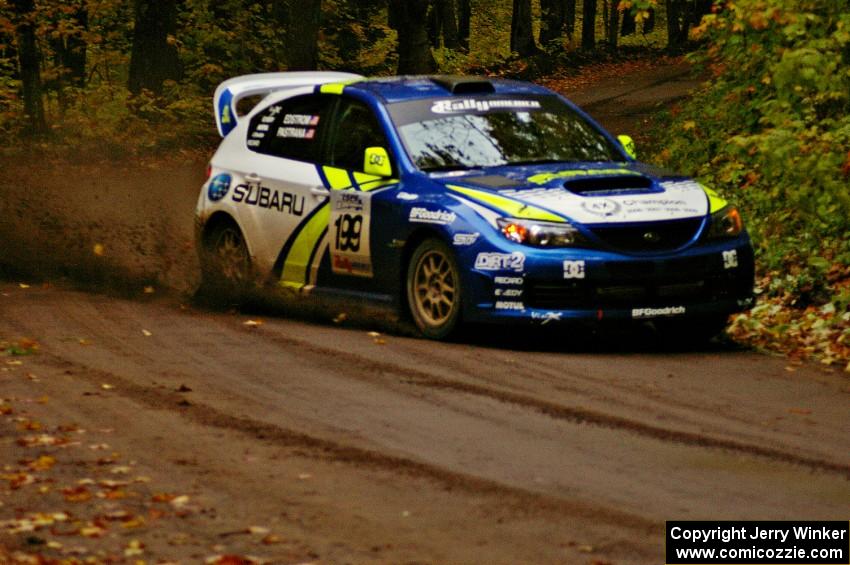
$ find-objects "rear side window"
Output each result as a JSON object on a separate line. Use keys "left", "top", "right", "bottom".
{"left": 328, "top": 98, "right": 391, "bottom": 172}
{"left": 246, "top": 94, "right": 335, "bottom": 163}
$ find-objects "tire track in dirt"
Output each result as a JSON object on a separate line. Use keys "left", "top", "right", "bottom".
{"left": 36, "top": 351, "right": 660, "bottom": 537}
{"left": 226, "top": 323, "right": 850, "bottom": 478}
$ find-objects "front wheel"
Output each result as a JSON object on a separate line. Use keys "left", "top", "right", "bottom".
{"left": 406, "top": 238, "right": 462, "bottom": 340}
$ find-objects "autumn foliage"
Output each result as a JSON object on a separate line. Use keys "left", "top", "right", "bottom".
{"left": 654, "top": 0, "right": 850, "bottom": 367}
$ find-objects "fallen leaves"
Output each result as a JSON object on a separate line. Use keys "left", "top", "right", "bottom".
{"left": 727, "top": 273, "right": 850, "bottom": 368}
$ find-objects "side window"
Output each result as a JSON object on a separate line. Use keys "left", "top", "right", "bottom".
{"left": 246, "top": 94, "right": 335, "bottom": 163}
{"left": 329, "top": 99, "right": 391, "bottom": 172}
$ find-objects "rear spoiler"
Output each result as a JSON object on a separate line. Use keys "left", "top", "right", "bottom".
{"left": 213, "top": 71, "right": 364, "bottom": 137}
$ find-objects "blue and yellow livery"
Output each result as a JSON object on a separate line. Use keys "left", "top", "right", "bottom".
{"left": 196, "top": 73, "right": 754, "bottom": 339}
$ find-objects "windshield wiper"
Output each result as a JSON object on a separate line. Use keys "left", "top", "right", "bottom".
{"left": 507, "top": 158, "right": 568, "bottom": 166}
{"left": 420, "top": 164, "right": 483, "bottom": 173}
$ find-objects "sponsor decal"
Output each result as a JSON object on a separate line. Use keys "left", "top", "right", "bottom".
{"left": 282, "top": 114, "right": 320, "bottom": 126}
{"left": 722, "top": 249, "right": 739, "bottom": 270}
{"left": 409, "top": 207, "right": 457, "bottom": 225}
{"left": 495, "top": 288, "right": 522, "bottom": 297}
{"left": 330, "top": 191, "right": 373, "bottom": 277}
{"left": 475, "top": 252, "right": 525, "bottom": 272}
{"left": 531, "top": 311, "right": 562, "bottom": 325}
{"left": 396, "top": 192, "right": 419, "bottom": 201}
{"left": 495, "top": 301, "right": 524, "bottom": 310}
{"left": 563, "top": 260, "right": 586, "bottom": 279}
{"left": 581, "top": 198, "right": 621, "bottom": 217}
{"left": 431, "top": 98, "right": 542, "bottom": 115}
{"left": 232, "top": 183, "right": 305, "bottom": 216}
{"left": 453, "top": 233, "right": 479, "bottom": 246}
{"left": 494, "top": 276, "right": 523, "bottom": 285}
{"left": 207, "top": 174, "right": 232, "bottom": 202}
{"left": 247, "top": 139, "right": 261, "bottom": 147}
{"left": 277, "top": 126, "right": 316, "bottom": 139}
{"left": 631, "top": 306, "right": 686, "bottom": 319}
{"left": 261, "top": 115, "right": 276, "bottom": 124}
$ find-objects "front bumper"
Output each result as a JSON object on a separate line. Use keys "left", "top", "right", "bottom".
{"left": 462, "top": 240, "right": 755, "bottom": 325}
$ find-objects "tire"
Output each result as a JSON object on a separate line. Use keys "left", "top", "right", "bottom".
{"left": 198, "top": 220, "right": 251, "bottom": 304}
{"left": 406, "top": 238, "right": 462, "bottom": 340}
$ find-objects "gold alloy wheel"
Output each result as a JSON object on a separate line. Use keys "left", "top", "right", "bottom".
{"left": 408, "top": 240, "right": 460, "bottom": 339}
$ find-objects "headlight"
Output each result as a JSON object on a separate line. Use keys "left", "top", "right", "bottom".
{"left": 496, "top": 218, "right": 585, "bottom": 247}
{"left": 706, "top": 205, "right": 744, "bottom": 239}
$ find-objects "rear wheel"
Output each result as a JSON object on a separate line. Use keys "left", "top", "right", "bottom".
{"left": 406, "top": 238, "right": 462, "bottom": 340}
{"left": 198, "top": 220, "right": 251, "bottom": 303}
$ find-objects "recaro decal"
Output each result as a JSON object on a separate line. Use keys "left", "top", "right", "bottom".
{"left": 447, "top": 185, "right": 565, "bottom": 223}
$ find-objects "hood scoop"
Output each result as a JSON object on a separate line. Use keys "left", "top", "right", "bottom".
{"left": 463, "top": 175, "right": 525, "bottom": 189}
{"left": 564, "top": 174, "right": 655, "bottom": 196}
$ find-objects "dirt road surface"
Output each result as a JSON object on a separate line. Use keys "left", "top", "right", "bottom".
{"left": 2, "top": 61, "right": 848, "bottom": 564}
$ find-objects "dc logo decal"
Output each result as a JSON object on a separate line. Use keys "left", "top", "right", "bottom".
{"left": 208, "top": 174, "right": 232, "bottom": 202}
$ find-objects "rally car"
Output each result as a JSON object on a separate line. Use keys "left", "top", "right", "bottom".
{"left": 195, "top": 71, "right": 754, "bottom": 339}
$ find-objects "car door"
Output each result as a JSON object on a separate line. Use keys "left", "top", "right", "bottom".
{"left": 234, "top": 93, "right": 336, "bottom": 288}
{"left": 320, "top": 96, "right": 398, "bottom": 290}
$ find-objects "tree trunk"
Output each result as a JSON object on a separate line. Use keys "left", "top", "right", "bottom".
{"left": 457, "top": 0, "right": 471, "bottom": 51}
{"left": 581, "top": 0, "right": 597, "bottom": 50}
{"left": 565, "top": 0, "right": 576, "bottom": 40}
{"left": 12, "top": 0, "right": 46, "bottom": 135}
{"left": 539, "top": 0, "right": 565, "bottom": 46}
{"left": 285, "top": 0, "right": 322, "bottom": 70}
{"left": 389, "top": 0, "right": 436, "bottom": 74}
{"left": 621, "top": 6, "right": 636, "bottom": 36}
{"left": 127, "top": 0, "right": 180, "bottom": 95}
{"left": 607, "top": 0, "right": 619, "bottom": 48}
{"left": 52, "top": 2, "right": 87, "bottom": 87}
{"left": 644, "top": 8, "right": 656, "bottom": 34}
{"left": 665, "top": 0, "right": 682, "bottom": 50}
{"left": 510, "top": 0, "right": 536, "bottom": 56}
{"left": 437, "top": 0, "right": 460, "bottom": 49}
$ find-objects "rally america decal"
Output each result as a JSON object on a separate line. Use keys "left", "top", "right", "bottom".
{"left": 330, "top": 191, "right": 373, "bottom": 278}
{"left": 431, "top": 99, "right": 542, "bottom": 115}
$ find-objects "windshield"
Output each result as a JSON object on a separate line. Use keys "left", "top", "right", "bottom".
{"left": 388, "top": 95, "right": 623, "bottom": 172}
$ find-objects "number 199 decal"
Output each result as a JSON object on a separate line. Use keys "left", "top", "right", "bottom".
{"left": 330, "top": 191, "right": 373, "bottom": 277}
{"left": 334, "top": 213, "right": 362, "bottom": 252}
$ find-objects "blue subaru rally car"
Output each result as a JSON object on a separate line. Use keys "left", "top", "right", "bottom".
{"left": 195, "top": 72, "right": 754, "bottom": 339}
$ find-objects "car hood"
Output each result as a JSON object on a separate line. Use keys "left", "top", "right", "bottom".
{"left": 431, "top": 163, "right": 720, "bottom": 225}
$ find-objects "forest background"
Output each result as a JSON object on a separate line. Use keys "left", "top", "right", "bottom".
{"left": 1, "top": 0, "right": 848, "bottom": 367}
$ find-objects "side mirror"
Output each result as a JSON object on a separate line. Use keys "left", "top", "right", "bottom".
{"left": 363, "top": 147, "right": 392, "bottom": 177}
{"left": 617, "top": 135, "right": 637, "bottom": 159}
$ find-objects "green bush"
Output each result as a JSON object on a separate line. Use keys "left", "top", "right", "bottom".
{"left": 654, "top": 0, "right": 850, "bottom": 283}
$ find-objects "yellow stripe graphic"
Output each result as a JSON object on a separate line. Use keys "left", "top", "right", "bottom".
{"left": 280, "top": 204, "right": 330, "bottom": 290}
{"left": 447, "top": 185, "right": 565, "bottom": 222}
{"left": 703, "top": 185, "right": 728, "bottom": 213}
{"left": 527, "top": 168, "right": 640, "bottom": 185}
